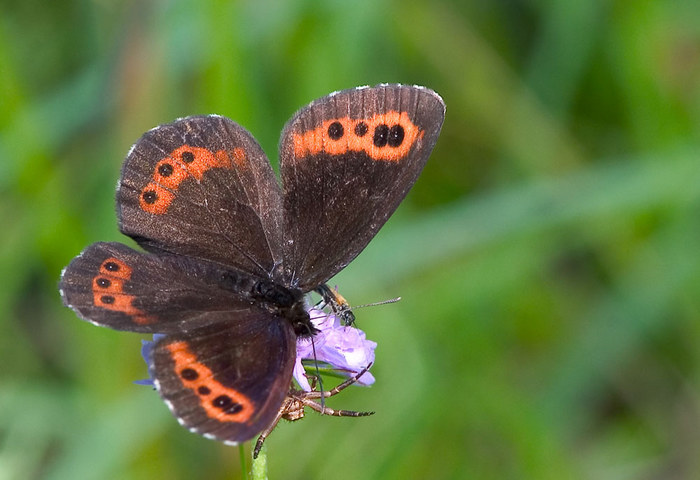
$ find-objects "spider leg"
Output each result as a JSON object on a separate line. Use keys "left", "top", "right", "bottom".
{"left": 303, "top": 363, "right": 373, "bottom": 399}
{"left": 253, "top": 400, "right": 289, "bottom": 459}
{"left": 252, "top": 364, "right": 374, "bottom": 456}
{"left": 302, "top": 398, "right": 374, "bottom": 417}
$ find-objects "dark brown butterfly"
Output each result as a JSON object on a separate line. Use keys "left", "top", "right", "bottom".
{"left": 59, "top": 84, "right": 445, "bottom": 445}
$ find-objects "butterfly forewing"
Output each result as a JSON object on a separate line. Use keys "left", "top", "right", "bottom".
{"left": 117, "top": 115, "right": 285, "bottom": 279}
{"left": 279, "top": 85, "right": 445, "bottom": 289}
{"left": 150, "top": 315, "right": 296, "bottom": 443}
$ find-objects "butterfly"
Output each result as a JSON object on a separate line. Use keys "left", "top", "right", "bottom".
{"left": 59, "top": 84, "right": 445, "bottom": 447}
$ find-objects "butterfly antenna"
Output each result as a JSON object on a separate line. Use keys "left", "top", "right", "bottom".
{"left": 351, "top": 296, "right": 402, "bottom": 310}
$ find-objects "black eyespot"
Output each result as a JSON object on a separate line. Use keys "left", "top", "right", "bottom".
{"left": 213, "top": 395, "right": 243, "bottom": 414}
{"left": 181, "top": 151, "right": 195, "bottom": 163}
{"left": 213, "top": 395, "right": 231, "bottom": 408}
{"left": 180, "top": 368, "right": 199, "bottom": 381}
{"left": 158, "top": 163, "right": 174, "bottom": 177}
{"left": 198, "top": 386, "right": 211, "bottom": 395}
{"left": 100, "top": 295, "right": 115, "bottom": 304}
{"left": 96, "top": 278, "right": 111, "bottom": 288}
{"left": 104, "top": 261, "right": 120, "bottom": 272}
{"left": 373, "top": 124, "right": 389, "bottom": 147}
{"left": 228, "top": 403, "right": 243, "bottom": 414}
{"left": 388, "top": 125, "right": 405, "bottom": 147}
{"left": 142, "top": 190, "right": 158, "bottom": 204}
{"left": 327, "top": 121, "right": 344, "bottom": 140}
{"left": 354, "top": 122, "right": 368, "bottom": 137}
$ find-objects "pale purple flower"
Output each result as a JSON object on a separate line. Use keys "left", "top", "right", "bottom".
{"left": 293, "top": 307, "right": 376, "bottom": 392}
{"left": 134, "top": 333, "right": 165, "bottom": 386}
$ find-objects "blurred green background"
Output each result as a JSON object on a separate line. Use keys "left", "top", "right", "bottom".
{"left": 2, "top": 0, "right": 700, "bottom": 478}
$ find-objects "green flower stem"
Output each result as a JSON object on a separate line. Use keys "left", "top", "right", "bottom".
{"left": 239, "top": 444, "right": 248, "bottom": 478}
{"left": 251, "top": 444, "right": 268, "bottom": 480}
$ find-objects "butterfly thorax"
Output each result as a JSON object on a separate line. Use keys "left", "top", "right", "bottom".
{"left": 250, "top": 278, "right": 316, "bottom": 337}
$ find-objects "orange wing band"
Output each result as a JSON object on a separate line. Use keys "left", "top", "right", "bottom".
{"left": 166, "top": 341, "right": 255, "bottom": 423}
{"left": 292, "top": 111, "right": 424, "bottom": 162}
{"left": 139, "top": 146, "right": 246, "bottom": 215}
{"left": 92, "top": 257, "right": 152, "bottom": 324}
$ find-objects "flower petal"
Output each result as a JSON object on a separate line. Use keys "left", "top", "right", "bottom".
{"left": 294, "top": 308, "right": 377, "bottom": 388}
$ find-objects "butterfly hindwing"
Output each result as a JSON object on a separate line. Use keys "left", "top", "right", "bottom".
{"left": 279, "top": 85, "right": 445, "bottom": 289}
{"left": 117, "top": 115, "right": 285, "bottom": 279}
{"left": 150, "top": 314, "right": 296, "bottom": 444}
{"left": 59, "top": 242, "right": 262, "bottom": 333}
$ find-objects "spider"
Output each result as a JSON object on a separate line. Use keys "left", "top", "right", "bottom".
{"left": 253, "top": 365, "right": 374, "bottom": 458}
